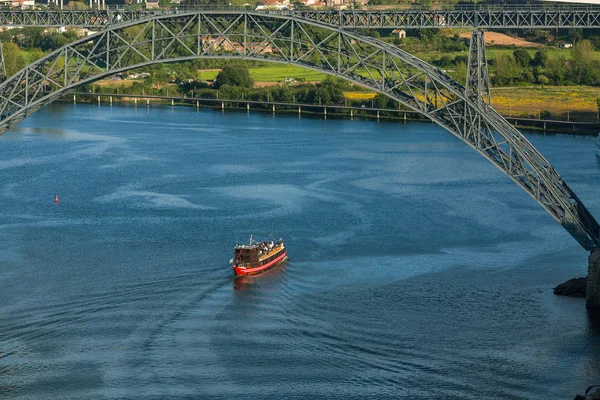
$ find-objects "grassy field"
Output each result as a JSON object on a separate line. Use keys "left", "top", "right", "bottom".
{"left": 250, "top": 65, "right": 326, "bottom": 82}
{"left": 490, "top": 86, "right": 599, "bottom": 117}
{"left": 416, "top": 47, "right": 600, "bottom": 63}
{"left": 344, "top": 91, "right": 377, "bottom": 100}
{"left": 198, "top": 66, "right": 327, "bottom": 82}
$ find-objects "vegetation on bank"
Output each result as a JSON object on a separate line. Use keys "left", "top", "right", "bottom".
{"left": 2, "top": 19, "right": 600, "bottom": 120}
{"left": 84, "top": 70, "right": 394, "bottom": 109}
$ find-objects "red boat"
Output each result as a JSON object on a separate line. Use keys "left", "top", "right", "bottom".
{"left": 231, "top": 236, "right": 287, "bottom": 276}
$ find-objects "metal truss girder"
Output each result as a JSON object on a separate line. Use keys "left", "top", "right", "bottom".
{"left": 0, "top": 11, "right": 597, "bottom": 251}
{"left": 1, "top": 7, "right": 600, "bottom": 28}
{"left": 465, "top": 30, "right": 490, "bottom": 107}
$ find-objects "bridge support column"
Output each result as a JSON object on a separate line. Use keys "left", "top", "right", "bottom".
{"left": 350, "top": 109, "right": 353, "bottom": 119}
{"left": 97, "top": 95, "right": 100, "bottom": 104}
{"left": 377, "top": 111, "right": 380, "bottom": 120}
{"left": 221, "top": 102, "right": 224, "bottom": 110}
{"left": 134, "top": 98, "right": 137, "bottom": 107}
{"left": 272, "top": 104, "right": 275, "bottom": 113}
{"left": 466, "top": 29, "right": 491, "bottom": 106}
{"left": 298, "top": 106, "right": 301, "bottom": 115}
{"left": 587, "top": 249, "right": 600, "bottom": 309}
{"left": 109, "top": 96, "right": 112, "bottom": 105}
{"left": 197, "top": 101, "right": 200, "bottom": 109}
{"left": 0, "top": 40, "right": 6, "bottom": 84}
{"left": 463, "top": 30, "right": 491, "bottom": 143}
{"left": 171, "top": 99, "right": 174, "bottom": 106}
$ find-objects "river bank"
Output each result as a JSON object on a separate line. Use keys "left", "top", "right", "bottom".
{"left": 64, "top": 92, "right": 600, "bottom": 135}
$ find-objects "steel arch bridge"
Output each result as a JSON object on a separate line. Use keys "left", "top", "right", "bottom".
{"left": 0, "top": 11, "right": 598, "bottom": 250}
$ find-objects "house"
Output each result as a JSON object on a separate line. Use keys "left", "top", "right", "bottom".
{"left": 63, "top": 27, "right": 94, "bottom": 37}
{"left": 201, "top": 36, "right": 274, "bottom": 55}
{"left": 297, "top": 0, "right": 324, "bottom": 6}
{"left": 559, "top": 42, "right": 573, "bottom": 49}
{"left": 11, "top": 0, "right": 35, "bottom": 8}
{"left": 145, "top": 0, "right": 160, "bottom": 9}
{"left": 392, "top": 29, "right": 406, "bottom": 39}
{"left": 255, "top": 0, "right": 290, "bottom": 10}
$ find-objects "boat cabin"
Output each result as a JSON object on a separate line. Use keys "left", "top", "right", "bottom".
{"left": 234, "top": 245, "right": 259, "bottom": 266}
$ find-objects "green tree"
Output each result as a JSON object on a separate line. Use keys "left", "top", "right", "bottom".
{"left": 373, "top": 93, "right": 391, "bottom": 109}
{"left": 215, "top": 65, "right": 254, "bottom": 88}
{"left": 571, "top": 39, "right": 596, "bottom": 84}
{"left": 452, "top": 62, "right": 467, "bottom": 86}
{"left": 546, "top": 56, "right": 569, "bottom": 85}
{"left": 38, "top": 33, "right": 68, "bottom": 51}
{"left": 2, "top": 42, "right": 25, "bottom": 77}
{"left": 531, "top": 49, "right": 548, "bottom": 68}
{"left": 493, "top": 55, "right": 522, "bottom": 86}
{"left": 66, "top": 1, "right": 90, "bottom": 9}
{"left": 537, "top": 74, "right": 549, "bottom": 88}
{"left": 513, "top": 49, "right": 531, "bottom": 68}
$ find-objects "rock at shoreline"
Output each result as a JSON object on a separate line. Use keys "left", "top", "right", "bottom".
{"left": 574, "top": 385, "right": 600, "bottom": 399}
{"left": 554, "top": 277, "right": 587, "bottom": 298}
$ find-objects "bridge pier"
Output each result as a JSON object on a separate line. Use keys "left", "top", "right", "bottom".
{"left": 587, "top": 249, "right": 600, "bottom": 309}
{"left": 0, "top": 40, "right": 6, "bottom": 83}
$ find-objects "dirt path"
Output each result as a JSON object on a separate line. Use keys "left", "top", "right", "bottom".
{"left": 459, "top": 31, "right": 542, "bottom": 47}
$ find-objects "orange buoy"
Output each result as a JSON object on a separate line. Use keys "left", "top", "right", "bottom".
{"left": 55, "top": 195, "right": 59, "bottom": 204}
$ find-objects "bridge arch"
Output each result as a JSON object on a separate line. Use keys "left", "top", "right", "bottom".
{"left": 0, "top": 11, "right": 597, "bottom": 250}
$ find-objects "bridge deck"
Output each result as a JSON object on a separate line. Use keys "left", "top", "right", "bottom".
{"left": 1, "top": 6, "right": 600, "bottom": 28}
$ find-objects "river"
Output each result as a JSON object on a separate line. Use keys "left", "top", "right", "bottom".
{"left": 1, "top": 103, "right": 599, "bottom": 399}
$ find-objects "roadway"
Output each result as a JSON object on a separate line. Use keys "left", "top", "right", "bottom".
{"left": 1, "top": 5, "right": 600, "bottom": 28}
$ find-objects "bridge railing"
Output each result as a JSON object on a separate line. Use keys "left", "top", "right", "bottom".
{"left": 102, "top": 4, "right": 600, "bottom": 12}
{"left": 6, "top": 3, "right": 600, "bottom": 13}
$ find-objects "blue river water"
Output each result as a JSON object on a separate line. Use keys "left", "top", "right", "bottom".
{"left": 0, "top": 103, "right": 599, "bottom": 399}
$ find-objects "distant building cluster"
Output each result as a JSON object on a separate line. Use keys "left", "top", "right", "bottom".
{"left": 0, "top": 0, "right": 36, "bottom": 8}
{"left": 255, "top": 0, "right": 368, "bottom": 11}
{"left": 202, "top": 35, "right": 274, "bottom": 54}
